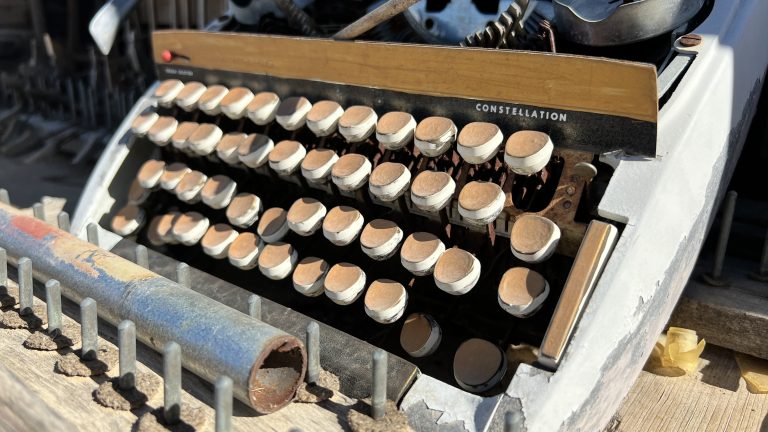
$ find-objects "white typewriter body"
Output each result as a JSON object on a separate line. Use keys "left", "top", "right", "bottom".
{"left": 70, "top": 0, "right": 768, "bottom": 429}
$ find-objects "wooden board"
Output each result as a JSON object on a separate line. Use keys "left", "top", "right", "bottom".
{"left": 152, "top": 31, "right": 657, "bottom": 123}
{"left": 613, "top": 345, "right": 768, "bottom": 432}
{"left": 0, "top": 281, "right": 355, "bottom": 432}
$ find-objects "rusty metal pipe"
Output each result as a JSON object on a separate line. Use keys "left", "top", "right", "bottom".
{"left": 0, "top": 203, "right": 305, "bottom": 413}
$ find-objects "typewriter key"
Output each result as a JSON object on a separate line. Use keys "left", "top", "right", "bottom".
{"left": 360, "top": 219, "right": 404, "bottom": 261}
{"left": 238, "top": 133, "right": 275, "bottom": 168}
{"left": 136, "top": 159, "right": 165, "bottom": 189}
{"left": 510, "top": 214, "right": 561, "bottom": 263}
{"left": 275, "top": 96, "right": 312, "bottom": 131}
{"left": 433, "top": 248, "right": 481, "bottom": 295}
{"left": 110, "top": 205, "right": 145, "bottom": 236}
{"left": 339, "top": 106, "right": 378, "bottom": 142}
{"left": 131, "top": 112, "right": 159, "bottom": 136}
{"left": 306, "top": 100, "right": 344, "bottom": 137}
{"left": 188, "top": 123, "right": 223, "bottom": 155}
{"left": 201, "top": 224, "right": 239, "bottom": 259}
{"left": 220, "top": 87, "right": 254, "bottom": 119}
{"left": 293, "top": 257, "right": 329, "bottom": 297}
{"left": 171, "top": 212, "right": 210, "bottom": 246}
{"left": 364, "top": 279, "right": 408, "bottom": 324}
{"left": 457, "top": 122, "right": 503, "bottom": 164}
{"left": 411, "top": 171, "right": 455, "bottom": 212}
{"left": 301, "top": 148, "right": 339, "bottom": 183}
{"left": 287, "top": 197, "right": 327, "bottom": 236}
{"left": 228, "top": 232, "right": 263, "bottom": 270}
{"left": 376, "top": 112, "right": 416, "bottom": 150}
{"left": 324, "top": 263, "right": 367, "bottom": 305}
{"left": 269, "top": 140, "right": 307, "bottom": 175}
{"left": 453, "top": 339, "right": 507, "bottom": 393}
{"left": 197, "top": 84, "right": 229, "bottom": 115}
{"left": 258, "top": 242, "right": 298, "bottom": 280}
{"left": 400, "top": 313, "right": 441, "bottom": 358}
{"left": 369, "top": 162, "right": 411, "bottom": 202}
{"left": 414, "top": 116, "right": 457, "bottom": 157}
{"left": 498, "top": 267, "right": 549, "bottom": 318}
{"left": 171, "top": 121, "right": 198, "bottom": 150}
{"left": 201, "top": 175, "right": 238, "bottom": 209}
{"left": 457, "top": 181, "right": 506, "bottom": 225}
{"left": 331, "top": 153, "right": 372, "bottom": 191}
{"left": 175, "top": 81, "right": 207, "bottom": 111}
{"left": 174, "top": 170, "right": 208, "bottom": 203}
{"left": 504, "top": 131, "right": 554, "bottom": 176}
{"left": 216, "top": 132, "right": 247, "bottom": 165}
{"left": 246, "top": 92, "right": 281, "bottom": 125}
{"left": 148, "top": 116, "right": 178, "bottom": 146}
{"left": 322, "top": 206, "right": 364, "bottom": 246}
{"left": 226, "top": 193, "right": 263, "bottom": 228}
{"left": 154, "top": 79, "right": 184, "bottom": 107}
{"left": 400, "top": 232, "right": 446, "bottom": 276}
{"left": 159, "top": 162, "right": 191, "bottom": 191}
{"left": 257, "top": 207, "right": 290, "bottom": 243}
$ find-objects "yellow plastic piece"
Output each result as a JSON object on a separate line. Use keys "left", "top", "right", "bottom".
{"left": 646, "top": 327, "right": 705, "bottom": 376}
{"left": 735, "top": 353, "right": 768, "bottom": 394}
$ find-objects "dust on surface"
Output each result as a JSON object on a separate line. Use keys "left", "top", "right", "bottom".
{"left": 23, "top": 323, "right": 80, "bottom": 350}
{"left": 134, "top": 406, "right": 208, "bottom": 432}
{"left": 296, "top": 369, "right": 341, "bottom": 403}
{"left": 55, "top": 347, "right": 118, "bottom": 377}
{"left": 347, "top": 400, "right": 413, "bottom": 432}
{"left": 0, "top": 304, "right": 47, "bottom": 330}
{"left": 94, "top": 373, "right": 161, "bottom": 411}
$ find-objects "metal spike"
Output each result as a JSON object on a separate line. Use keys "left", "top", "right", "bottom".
{"left": 118, "top": 320, "right": 136, "bottom": 389}
{"left": 163, "top": 341, "right": 182, "bottom": 425}
{"left": 86, "top": 223, "right": 100, "bottom": 247}
{"left": 45, "top": 279, "right": 62, "bottom": 334}
{"left": 0, "top": 247, "right": 6, "bottom": 288}
{"left": 57, "top": 211, "right": 70, "bottom": 232}
{"left": 371, "top": 349, "right": 387, "bottom": 420}
{"left": 176, "top": 262, "right": 190, "bottom": 288}
{"left": 32, "top": 203, "right": 45, "bottom": 221}
{"left": 80, "top": 297, "right": 98, "bottom": 360}
{"left": 0, "top": 188, "right": 9, "bottom": 204}
{"left": 704, "top": 191, "right": 737, "bottom": 284}
{"left": 247, "top": 294, "right": 261, "bottom": 320}
{"left": 18, "top": 257, "right": 33, "bottom": 315}
{"left": 135, "top": 244, "right": 149, "bottom": 268}
{"left": 214, "top": 375, "right": 233, "bottom": 432}
{"left": 306, "top": 321, "right": 320, "bottom": 384}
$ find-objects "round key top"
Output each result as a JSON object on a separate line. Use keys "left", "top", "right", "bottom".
{"left": 433, "top": 248, "right": 481, "bottom": 295}
{"left": 504, "top": 131, "right": 554, "bottom": 175}
{"left": 414, "top": 116, "right": 457, "bottom": 157}
{"left": 216, "top": 132, "right": 247, "bottom": 165}
{"left": 220, "top": 87, "right": 254, "bottom": 119}
{"left": 292, "top": 257, "right": 329, "bottom": 297}
{"left": 201, "top": 224, "right": 239, "bottom": 259}
{"left": 510, "top": 214, "right": 561, "bottom": 263}
{"left": 246, "top": 92, "right": 280, "bottom": 125}
{"left": 159, "top": 162, "right": 191, "bottom": 191}
{"left": 275, "top": 96, "right": 311, "bottom": 130}
{"left": 238, "top": 133, "right": 274, "bottom": 168}
{"left": 150, "top": 212, "right": 181, "bottom": 246}
{"left": 148, "top": 116, "right": 178, "bottom": 146}
{"left": 306, "top": 100, "right": 344, "bottom": 137}
{"left": 360, "top": 219, "right": 404, "bottom": 261}
{"left": 324, "top": 262, "right": 366, "bottom": 305}
{"left": 301, "top": 148, "right": 339, "bottom": 183}
{"left": 457, "top": 181, "right": 506, "bottom": 225}
{"left": 376, "top": 111, "right": 416, "bottom": 150}
{"left": 154, "top": 79, "right": 184, "bottom": 107}
{"left": 400, "top": 313, "right": 441, "bottom": 358}
{"left": 127, "top": 178, "right": 150, "bottom": 205}
{"left": 453, "top": 339, "right": 507, "bottom": 393}
{"left": 322, "top": 206, "right": 364, "bottom": 246}
{"left": 365, "top": 279, "right": 408, "bottom": 324}
{"left": 400, "top": 232, "right": 445, "bottom": 276}
{"left": 498, "top": 267, "right": 549, "bottom": 318}
{"left": 174, "top": 170, "right": 207, "bottom": 203}
{"left": 287, "top": 197, "right": 327, "bottom": 236}
{"left": 171, "top": 121, "right": 199, "bottom": 150}
{"left": 226, "top": 193, "right": 263, "bottom": 228}
{"left": 228, "top": 232, "right": 263, "bottom": 270}
{"left": 258, "top": 242, "right": 298, "bottom": 280}
{"left": 457, "top": 122, "right": 503, "bottom": 164}
{"left": 175, "top": 81, "right": 207, "bottom": 111}
{"left": 411, "top": 171, "right": 455, "bottom": 212}
{"left": 369, "top": 162, "right": 411, "bottom": 202}
{"left": 188, "top": 123, "right": 223, "bottom": 155}
{"left": 257, "top": 207, "right": 289, "bottom": 243}
{"left": 338, "top": 106, "right": 377, "bottom": 142}
{"left": 331, "top": 153, "right": 372, "bottom": 191}
{"left": 269, "top": 140, "right": 307, "bottom": 175}
{"left": 131, "top": 112, "right": 159, "bottom": 136}
{"left": 110, "top": 205, "right": 145, "bottom": 236}
{"left": 201, "top": 175, "right": 237, "bottom": 209}
{"left": 136, "top": 159, "right": 165, "bottom": 189}
{"left": 197, "top": 84, "right": 229, "bottom": 115}
{"left": 171, "top": 212, "right": 210, "bottom": 246}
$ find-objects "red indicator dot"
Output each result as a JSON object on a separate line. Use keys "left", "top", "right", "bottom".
{"left": 161, "top": 50, "right": 174, "bottom": 62}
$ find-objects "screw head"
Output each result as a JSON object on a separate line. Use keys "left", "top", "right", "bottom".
{"left": 679, "top": 34, "right": 702, "bottom": 47}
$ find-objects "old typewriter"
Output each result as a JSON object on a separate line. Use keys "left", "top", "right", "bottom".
{"left": 22, "top": 0, "right": 762, "bottom": 430}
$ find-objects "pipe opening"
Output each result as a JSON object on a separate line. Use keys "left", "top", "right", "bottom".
{"left": 248, "top": 337, "right": 306, "bottom": 413}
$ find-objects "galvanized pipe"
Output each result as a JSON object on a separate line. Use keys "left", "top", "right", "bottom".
{"left": 0, "top": 203, "right": 305, "bottom": 413}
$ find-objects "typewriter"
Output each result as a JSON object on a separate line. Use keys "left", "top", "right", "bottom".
{"left": 54, "top": 0, "right": 767, "bottom": 430}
